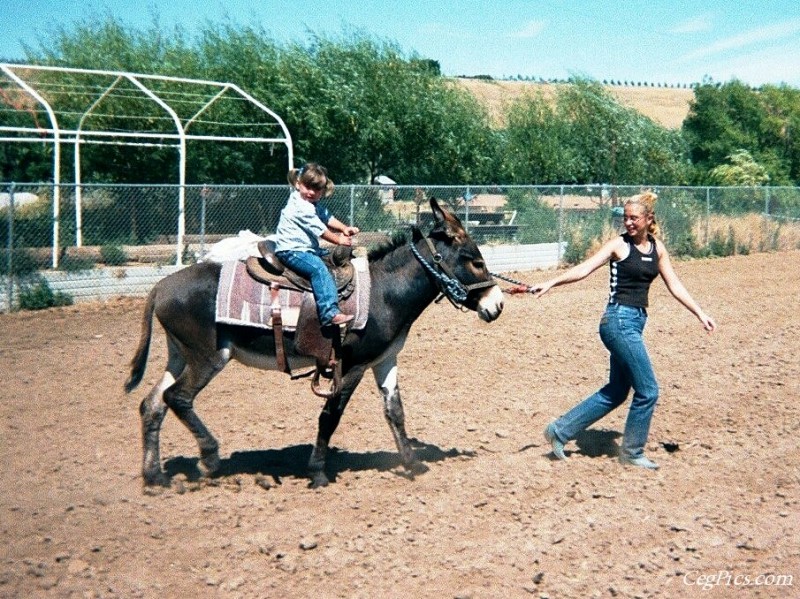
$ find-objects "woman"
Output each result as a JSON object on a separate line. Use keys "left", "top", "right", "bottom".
{"left": 531, "top": 191, "right": 716, "bottom": 469}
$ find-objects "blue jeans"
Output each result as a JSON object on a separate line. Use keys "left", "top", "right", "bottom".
{"left": 275, "top": 250, "right": 340, "bottom": 325}
{"left": 551, "top": 303, "right": 659, "bottom": 459}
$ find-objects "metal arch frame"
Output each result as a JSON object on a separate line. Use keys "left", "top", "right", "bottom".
{"left": 0, "top": 63, "right": 294, "bottom": 267}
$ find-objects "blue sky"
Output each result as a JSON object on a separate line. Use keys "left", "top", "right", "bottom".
{"left": 2, "top": 0, "right": 799, "bottom": 86}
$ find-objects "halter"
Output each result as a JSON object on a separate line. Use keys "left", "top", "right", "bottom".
{"left": 409, "top": 237, "right": 496, "bottom": 309}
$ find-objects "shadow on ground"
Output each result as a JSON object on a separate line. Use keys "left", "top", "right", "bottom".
{"left": 163, "top": 437, "right": 473, "bottom": 485}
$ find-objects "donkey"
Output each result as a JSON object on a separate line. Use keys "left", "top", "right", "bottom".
{"left": 125, "top": 198, "right": 504, "bottom": 488}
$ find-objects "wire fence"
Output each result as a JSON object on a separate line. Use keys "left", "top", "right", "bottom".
{"left": 2, "top": 182, "right": 800, "bottom": 311}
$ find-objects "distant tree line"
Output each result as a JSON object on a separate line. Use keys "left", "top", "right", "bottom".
{"left": 2, "top": 16, "right": 799, "bottom": 187}
{"left": 462, "top": 74, "right": 698, "bottom": 89}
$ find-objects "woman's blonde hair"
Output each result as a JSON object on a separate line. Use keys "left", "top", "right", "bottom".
{"left": 287, "top": 162, "right": 335, "bottom": 197}
{"left": 625, "top": 190, "right": 661, "bottom": 237}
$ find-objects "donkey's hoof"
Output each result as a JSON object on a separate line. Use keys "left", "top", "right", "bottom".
{"left": 198, "top": 451, "right": 221, "bottom": 476}
{"left": 406, "top": 461, "right": 429, "bottom": 477}
{"left": 308, "top": 472, "right": 330, "bottom": 489}
{"left": 143, "top": 471, "right": 171, "bottom": 489}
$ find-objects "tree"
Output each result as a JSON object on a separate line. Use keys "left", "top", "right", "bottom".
{"left": 501, "top": 80, "right": 689, "bottom": 185}
{"left": 262, "top": 32, "right": 497, "bottom": 184}
{"left": 709, "top": 149, "right": 769, "bottom": 186}
{"left": 501, "top": 90, "right": 576, "bottom": 183}
{"left": 17, "top": 19, "right": 497, "bottom": 185}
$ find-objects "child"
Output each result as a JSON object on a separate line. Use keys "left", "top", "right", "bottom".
{"left": 273, "top": 163, "right": 360, "bottom": 326}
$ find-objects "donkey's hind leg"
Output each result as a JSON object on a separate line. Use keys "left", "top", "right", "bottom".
{"left": 140, "top": 341, "right": 185, "bottom": 486}
{"left": 161, "top": 345, "right": 229, "bottom": 479}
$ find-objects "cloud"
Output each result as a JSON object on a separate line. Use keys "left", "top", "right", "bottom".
{"left": 670, "top": 15, "right": 712, "bottom": 34}
{"left": 511, "top": 20, "right": 546, "bottom": 39}
{"left": 679, "top": 17, "right": 800, "bottom": 62}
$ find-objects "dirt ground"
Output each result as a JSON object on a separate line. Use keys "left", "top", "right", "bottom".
{"left": 1, "top": 250, "right": 798, "bottom": 598}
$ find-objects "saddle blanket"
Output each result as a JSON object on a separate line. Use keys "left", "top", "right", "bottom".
{"left": 215, "top": 256, "right": 370, "bottom": 331}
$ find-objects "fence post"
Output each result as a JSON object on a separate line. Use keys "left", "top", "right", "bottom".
{"left": 464, "top": 187, "right": 472, "bottom": 233}
{"left": 200, "top": 185, "right": 208, "bottom": 258}
{"left": 6, "top": 182, "right": 15, "bottom": 312}
{"left": 176, "top": 184, "right": 186, "bottom": 266}
{"left": 349, "top": 185, "right": 355, "bottom": 226}
{"left": 557, "top": 185, "right": 565, "bottom": 262}
{"left": 704, "top": 187, "right": 711, "bottom": 245}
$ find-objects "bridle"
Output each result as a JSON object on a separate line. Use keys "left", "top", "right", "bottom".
{"left": 409, "top": 237, "right": 496, "bottom": 309}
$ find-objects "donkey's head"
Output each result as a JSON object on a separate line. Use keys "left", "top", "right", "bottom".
{"left": 413, "top": 197, "right": 503, "bottom": 322}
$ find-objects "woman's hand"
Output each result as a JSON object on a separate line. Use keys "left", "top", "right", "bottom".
{"left": 529, "top": 280, "right": 556, "bottom": 297}
{"left": 697, "top": 311, "right": 717, "bottom": 333}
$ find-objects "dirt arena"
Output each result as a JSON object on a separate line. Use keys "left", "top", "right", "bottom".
{"left": 1, "top": 250, "right": 798, "bottom": 598}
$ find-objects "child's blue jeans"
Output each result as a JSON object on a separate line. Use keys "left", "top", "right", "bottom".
{"left": 275, "top": 250, "right": 339, "bottom": 325}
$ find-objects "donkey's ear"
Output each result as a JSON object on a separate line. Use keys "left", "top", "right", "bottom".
{"left": 429, "top": 197, "right": 466, "bottom": 239}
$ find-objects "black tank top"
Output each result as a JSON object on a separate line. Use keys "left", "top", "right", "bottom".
{"left": 608, "top": 234, "right": 659, "bottom": 308}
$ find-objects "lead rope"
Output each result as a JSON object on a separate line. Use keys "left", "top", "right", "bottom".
{"left": 490, "top": 271, "right": 535, "bottom": 291}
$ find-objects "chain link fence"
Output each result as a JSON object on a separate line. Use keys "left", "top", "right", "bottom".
{"left": 2, "top": 182, "right": 800, "bottom": 311}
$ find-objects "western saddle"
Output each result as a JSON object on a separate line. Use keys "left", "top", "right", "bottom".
{"left": 245, "top": 240, "right": 356, "bottom": 399}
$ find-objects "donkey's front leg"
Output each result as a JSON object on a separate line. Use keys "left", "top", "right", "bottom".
{"left": 373, "top": 356, "right": 425, "bottom": 477}
{"left": 308, "top": 367, "right": 366, "bottom": 488}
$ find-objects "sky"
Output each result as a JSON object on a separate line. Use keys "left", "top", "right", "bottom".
{"left": 1, "top": 0, "right": 799, "bottom": 87}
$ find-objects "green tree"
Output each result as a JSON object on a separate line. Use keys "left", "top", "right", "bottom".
{"left": 501, "top": 80, "right": 688, "bottom": 185}
{"left": 501, "top": 90, "right": 576, "bottom": 183}
{"left": 22, "top": 19, "right": 498, "bottom": 186}
{"left": 682, "top": 79, "right": 800, "bottom": 185}
{"left": 709, "top": 149, "right": 769, "bottom": 186}
{"left": 261, "top": 32, "right": 497, "bottom": 184}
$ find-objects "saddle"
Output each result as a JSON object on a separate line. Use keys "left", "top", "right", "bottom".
{"left": 244, "top": 240, "right": 356, "bottom": 399}
{"left": 246, "top": 239, "right": 355, "bottom": 298}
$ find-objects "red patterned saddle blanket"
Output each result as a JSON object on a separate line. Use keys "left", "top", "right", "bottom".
{"left": 215, "top": 257, "right": 370, "bottom": 331}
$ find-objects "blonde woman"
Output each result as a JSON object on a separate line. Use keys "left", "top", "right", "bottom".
{"left": 534, "top": 191, "right": 716, "bottom": 469}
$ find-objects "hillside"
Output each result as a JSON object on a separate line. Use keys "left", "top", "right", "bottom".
{"left": 455, "top": 78, "right": 694, "bottom": 130}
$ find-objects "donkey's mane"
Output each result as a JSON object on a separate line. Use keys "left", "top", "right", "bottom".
{"left": 366, "top": 229, "right": 412, "bottom": 262}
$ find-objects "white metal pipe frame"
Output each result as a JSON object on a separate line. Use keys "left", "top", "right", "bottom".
{"left": 0, "top": 63, "right": 294, "bottom": 267}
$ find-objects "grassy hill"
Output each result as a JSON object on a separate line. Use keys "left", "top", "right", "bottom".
{"left": 455, "top": 78, "right": 694, "bottom": 130}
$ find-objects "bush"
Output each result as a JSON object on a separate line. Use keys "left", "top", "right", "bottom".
{"left": 17, "top": 276, "right": 73, "bottom": 310}
{"left": 58, "top": 254, "right": 96, "bottom": 272}
{"left": 100, "top": 244, "right": 128, "bottom": 265}
{"left": 658, "top": 193, "right": 701, "bottom": 257}
{"left": 506, "top": 191, "right": 559, "bottom": 244}
{"left": 0, "top": 248, "right": 44, "bottom": 277}
{"left": 560, "top": 208, "right": 615, "bottom": 264}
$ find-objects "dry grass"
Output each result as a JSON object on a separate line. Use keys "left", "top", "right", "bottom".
{"left": 697, "top": 213, "right": 800, "bottom": 253}
{"left": 455, "top": 78, "right": 694, "bottom": 129}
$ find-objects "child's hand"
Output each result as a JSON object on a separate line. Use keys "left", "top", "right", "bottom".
{"left": 342, "top": 226, "right": 360, "bottom": 236}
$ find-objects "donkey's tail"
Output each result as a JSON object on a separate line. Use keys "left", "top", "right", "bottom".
{"left": 124, "top": 286, "right": 157, "bottom": 393}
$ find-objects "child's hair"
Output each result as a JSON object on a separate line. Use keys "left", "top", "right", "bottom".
{"left": 288, "top": 162, "right": 335, "bottom": 197}
{"left": 625, "top": 190, "right": 661, "bottom": 237}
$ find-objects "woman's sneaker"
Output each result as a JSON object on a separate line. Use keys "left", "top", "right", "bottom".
{"left": 619, "top": 454, "right": 659, "bottom": 469}
{"left": 543, "top": 422, "right": 567, "bottom": 460}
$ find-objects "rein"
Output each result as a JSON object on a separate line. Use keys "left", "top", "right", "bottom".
{"left": 409, "top": 238, "right": 496, "bottom": 309}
